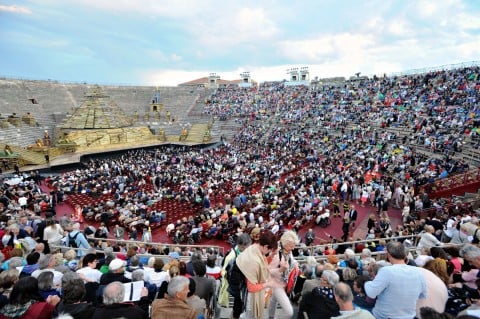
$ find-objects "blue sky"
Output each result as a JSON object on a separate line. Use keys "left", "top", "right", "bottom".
{"left": 1, "top": 0, "right": 479, "bottom": 86}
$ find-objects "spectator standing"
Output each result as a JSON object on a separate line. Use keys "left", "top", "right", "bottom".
{"left": 43, "top": 219, "right": 64, "bottom": 247}
{"left": 113, "top": 224, "right": 125, "bottom": 241}
{"left": 348, "top": 204, "right": 358, "bottom": 229}
{"left": 191, "top": 259, "right": 216, "bottom": 314}
{"left": 365, "top": 241, "right": 427, "bottom": 319}
{"left": 205, "top": 254, "right": 222, "bottom": 280}
{"left": 304, "top": 228, "right": 315, "bottom": 246}
{"left": 217, "top": 233, "right": 251, "bottom": 317}
{"left": 268, "top": 230, "right": 299, "bottom": 319}
{"left": 68, "top": 223, "right": 91, "bottom": 257}
{"left": 235, "top": 231, "right": 282, "bottom": 319}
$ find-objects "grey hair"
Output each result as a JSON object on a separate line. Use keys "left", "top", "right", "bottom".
{"left": 167, "top": 275, "right": 189, "bottom": 298}
{"left": 103, "top": 281, "right": 125, "bottom": 305}
{"left": 8, "top": 257, "right": 24, "bottom": 269}
{"left": 344, "top": 249, "right": 355, "bottom": 259}
{"left": 342, "top": 267, "right": 358, "bottom": 281}
{"left": 460, "top": 244, "right": 480, "bottom": 260}
{"left": 334, "top": 282, "right": 353, "bottom": 303}
{"left": 301, "top": 264, "right": 313, "bottom": 279}
{"left": 130, "top": 255, "right": 140, "bottom": 267}
{"left": 37, "top": 271, "right": 54, "bottom": 290}
{"left": 236, "top": 233, "right": 252, "bottom": 246}
{"left": 147, "top": 257, "right": 156, "bottom": 267}
{"left": 104, "top": 247, "right": 115, "bottom": 258}
{"left": 131, "top": 269, "right": 144, "bottom": 282}
{"left": 386, "top": 241, "right": 407, "bottom": 260}
{"left": 62, "top": 271, "right": 80, "bottom": 285}
{"left": 361, "top": 248, "right": 372, "bottom": 258}
{"left": 38, "top": 254, "right": 52, "bottom": 270}
{"left": 321, "top": 269, "right": 340, "bottom": 287}
{"left": 280, "top": 230, "right": 299, "bottom": 246}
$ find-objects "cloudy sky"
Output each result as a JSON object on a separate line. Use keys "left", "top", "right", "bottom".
{"left": 1, "top": 0, "right": 479, "bottom": 86}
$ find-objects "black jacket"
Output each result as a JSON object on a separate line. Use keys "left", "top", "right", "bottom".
{"left": 99, "top": 272, "right": 131, "bottom": 286}
{"left": 91, "top": 301, "right": 148, "bottom": 319}
{"left": 54, "top": 302, "right": 96, "bottom": 319}
{"left": 298, "top": 287, "right": 340, "bottom": 319}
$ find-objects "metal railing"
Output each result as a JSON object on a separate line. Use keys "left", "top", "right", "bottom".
{"left": 50, "top": 236, "right": 225, "bottom": 261}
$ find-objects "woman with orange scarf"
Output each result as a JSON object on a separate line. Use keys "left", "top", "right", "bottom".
{"left": 236, "top": 230, "right": 283, "bottom": 319}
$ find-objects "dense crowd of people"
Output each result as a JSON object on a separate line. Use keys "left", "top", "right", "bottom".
{"left": 0, "top": 65, "right": 479, "bottom": 318}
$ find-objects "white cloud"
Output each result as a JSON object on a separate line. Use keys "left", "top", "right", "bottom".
{"left": 277, "top": 32, "right": 376, "bottom": 63}
{"left": 452, "top": 12, "right": 480, "bottom": 30}
{"left": 414, "top": 0, "right": 443, "bottom": 18}
{"left": 140, "top": 69, "right": 208, "bottom": 86}
{"left": 0, "top": 5, "right": 32, "bottom": 14}
{"left": 187, "top": 6, "right": 279, "bottom": 51}
{"left": 387, "top": 19, "right": 414, "bottom": 37}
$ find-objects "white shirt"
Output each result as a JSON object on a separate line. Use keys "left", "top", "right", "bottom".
{"left": 18, "top": 196, "right": 28, "bottom": 207}
{"left": 77, "top": 266, "right": 103, "bottom": 283}
{"left": 147, "top": 270, "right": 170, "bottom": 287}
{"left": 43, "top": 225, "right": 64, "bottom": 244}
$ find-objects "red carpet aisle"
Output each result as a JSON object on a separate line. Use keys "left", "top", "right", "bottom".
{"left": 51, "top": 203, "right": 401, "bottom": 252}
{"left": 43, "top": 180, "right": 401, "bottom": 250}
{"left": 296, "top": 203, "right": 402, "bottom": 246}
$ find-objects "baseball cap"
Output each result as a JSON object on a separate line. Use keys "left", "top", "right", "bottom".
{"left": 109, "top": 258, "right": 126, "bottom": 271}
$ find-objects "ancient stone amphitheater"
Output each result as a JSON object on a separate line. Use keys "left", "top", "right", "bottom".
{"left": 0, "top": 79, "right": 241, "bottom": 168}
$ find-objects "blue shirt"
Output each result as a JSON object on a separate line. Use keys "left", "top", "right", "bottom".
{"left": 365, "top": 264, "right": 427, "bottom": 319}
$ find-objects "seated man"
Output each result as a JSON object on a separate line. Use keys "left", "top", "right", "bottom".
{"left": 151, "top": 276, "right": 197, "bottom": 319}
{"left": 332, "top": 282, "right": 375, "bottom": 319}
{"left": 54, "top": 277, "right": 96, "bottom": 318}
{"left": 92, "top": 281, "right": 149, "bottom": 319}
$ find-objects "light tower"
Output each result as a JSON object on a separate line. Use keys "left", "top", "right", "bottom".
{"left": 208, "top": 73, "right": 220, "bottom": 88}
{"left": 239, "top": 71, "right": 252, "bottom": 88}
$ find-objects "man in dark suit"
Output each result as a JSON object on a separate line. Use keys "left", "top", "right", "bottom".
{"left": 349, "top": 204, "right": 358, "bottom": 229}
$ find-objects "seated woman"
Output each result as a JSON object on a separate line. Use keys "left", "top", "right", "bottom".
{"left": 0, "top": 270, "right": 19, "bottom": 309}
{"left": 0, "top": 276, "right": 60, "bottom": 319}
{"left": 352, "top": 275, "right": 376, "bottom": 312}
{"left": 37, "top": 271, "right": 61, "bottom": 300}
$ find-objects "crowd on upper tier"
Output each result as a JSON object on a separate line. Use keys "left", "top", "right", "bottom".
{"left": 0, "top": 65, "right": 479, "bottom": 319}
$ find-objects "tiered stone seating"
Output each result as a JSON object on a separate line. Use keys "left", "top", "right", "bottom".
{"left": 213, "top": 118, "right": 243, "bottom": 142}
{"left": 184, "top": 123, "right": 210, "bottom": 143}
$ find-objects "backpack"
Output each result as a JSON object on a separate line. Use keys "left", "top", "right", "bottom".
{"left": 224, "top": 250, "right": 239, "bottom": 283}
{"left": 226, "top": 253, "right": 246, "bottom": 298}
{"left": 68, "top": 232, "right": 80, "bottom": 248}
{"left": 472, "top": 228, "right": 480, "bottom": 244}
